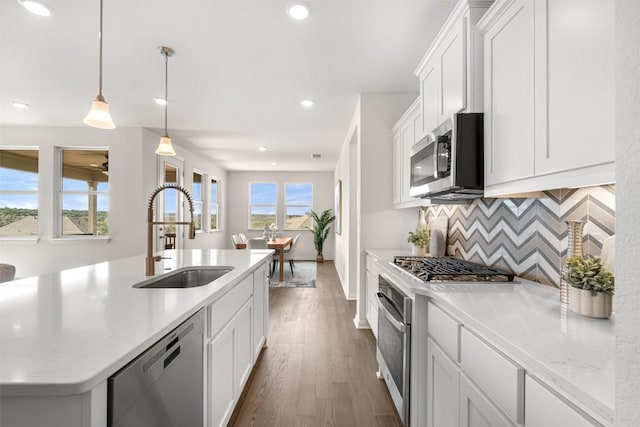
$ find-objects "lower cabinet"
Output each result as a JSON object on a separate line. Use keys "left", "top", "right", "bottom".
{"left": 459, "top": 373, "right": 513, "bottom": 427}
{"left": 366, "top": 270, "right": 378, "bottom": 338}
{"left": 252, "top": 263, "right": 268, "bottom": 361}
{"left": 426, "top": 338, "right": 460, "bottom": 427}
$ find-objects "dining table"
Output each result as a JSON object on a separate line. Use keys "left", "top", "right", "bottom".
{"left": 267, "top": 237, "right": 293, "bottom": 282}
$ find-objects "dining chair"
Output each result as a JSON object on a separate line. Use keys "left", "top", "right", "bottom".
{"left": 283, "top": 234, "right": 300, "bottom": 274}
{"left": 0, "top": 264, "right": 16, "bottom": 283}
{"left": 239, "top": 233, "right": 248, "bottom": 242}
{"left": 231, "top": 235, "right": 240, "bottom": 248}
{"left": 248, "top": 238, "right": 276, "bottom": 276}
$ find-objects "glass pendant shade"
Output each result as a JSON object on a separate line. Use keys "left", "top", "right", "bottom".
{"left": 83, "top": 97, "right": 115, "bottom": 129}
{"left": 155, "top": 136, "right": 176, "bottom": 156}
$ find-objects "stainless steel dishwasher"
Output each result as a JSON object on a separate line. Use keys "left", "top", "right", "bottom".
{"left": 108, "top": 309, "right": 204, "bottom": 427}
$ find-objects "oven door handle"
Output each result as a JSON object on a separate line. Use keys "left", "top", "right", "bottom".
{"left": 376, "top": 292, "right": 406, "bottom": 333}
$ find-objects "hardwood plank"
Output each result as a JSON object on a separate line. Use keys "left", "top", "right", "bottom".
{"left": 231, "top": 261, "right": 402, "bottom": 427}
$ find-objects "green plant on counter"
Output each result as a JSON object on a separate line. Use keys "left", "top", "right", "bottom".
{"left": 407, "top": 228, "right": 430, "bottom": 247}
{"left": 563, "top": 255, "right": 614, "bottom": 296}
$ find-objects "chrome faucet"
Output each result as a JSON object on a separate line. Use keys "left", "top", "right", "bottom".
{"left": 146, "top": 184, "right": 196, "bottom": 276}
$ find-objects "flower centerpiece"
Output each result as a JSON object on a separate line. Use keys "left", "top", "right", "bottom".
{"left": 562, "top": 255, "right": 614, "bottom": 318}
{"left": 408, "top": 228, "right": 430, "bottom": 256}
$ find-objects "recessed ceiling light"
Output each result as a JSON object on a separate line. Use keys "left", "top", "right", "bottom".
{"left": 17, "top": 0, "right": 53, "bottom": 16}
{"left": 153, "top": 97, "right": 167, "bottom": 105}
{"left": 286, "top": 2, "right": 311, "bottom": 20}
{"left": 300, "top": 99, "right": 314, "bottom": 108}
{"left": 258, "top": 146, "right": 268, "bottom": 152}
{"left": 11, "top": 101, "right": 30, "bottom": 109}
{"left": 271, "top": 162, "right": 277, "bottom": 166}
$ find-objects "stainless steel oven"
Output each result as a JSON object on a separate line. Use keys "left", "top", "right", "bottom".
{"left": 377, "top": 274, "right": 412, "bottom": 426}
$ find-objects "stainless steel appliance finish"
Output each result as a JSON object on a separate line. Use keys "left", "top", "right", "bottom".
{"left": 133, "top": 266, "right": 234, "bottom": 288}
{"left": 393, "top": 256, "right": 514, "bottom": 282}
{"left": 108, "top": 309, "right": 204, "bottom": 427}
{"left": 409, "top": 113, "right": 484, "bottom": 201}
{"left": 376, "top": 274, "right": 412, "bottom": 426}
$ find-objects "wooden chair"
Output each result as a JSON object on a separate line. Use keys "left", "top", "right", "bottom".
{"left": 164, "top": 233, "right": 176, "bottom": 249}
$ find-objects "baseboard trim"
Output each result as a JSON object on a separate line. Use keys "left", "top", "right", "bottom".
{"left": 353, "top": 316, "right": 371, "bottom": 329}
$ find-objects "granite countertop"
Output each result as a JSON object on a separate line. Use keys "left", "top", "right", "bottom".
{"left": 367, "top": 249, "right": 615, "bottom": 426}
{"left": 0, "top": 249, "right": 272, "bottom": 396}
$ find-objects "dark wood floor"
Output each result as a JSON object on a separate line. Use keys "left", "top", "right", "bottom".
{"left": 231, "top": 261, "right": 402, "bottom": 427}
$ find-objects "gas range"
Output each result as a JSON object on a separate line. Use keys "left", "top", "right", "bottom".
{"left": 392, "top": 256, "right": 514, "bottom": 282}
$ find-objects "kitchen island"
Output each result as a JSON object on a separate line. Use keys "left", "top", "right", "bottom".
{"left": 366, "top": 249, "right": 614, "bottom": 427}
{"left": 0, "top": 249, "right": 272, "bottom": 427}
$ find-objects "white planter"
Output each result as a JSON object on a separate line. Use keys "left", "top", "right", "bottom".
{"left": 411, "top": 245, "right": 429, "bottom": 256}
{"left": 568, "top": 287, "right": 612, "bottom": 319}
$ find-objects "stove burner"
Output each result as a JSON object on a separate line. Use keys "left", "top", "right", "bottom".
{"left": 393, "top": 256, "right": 514, "bottom": 282}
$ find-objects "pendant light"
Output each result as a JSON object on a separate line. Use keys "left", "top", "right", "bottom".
{"left": 83, "top": 0, "right": 115, "bottom": 129}
{"left": 155, "top": 46, "right": 176, "bottom": 156}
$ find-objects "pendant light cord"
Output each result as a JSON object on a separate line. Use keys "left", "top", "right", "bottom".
{"left": 164, "top": 51, "right": 169, "bottom": 137}
{"left": 97, "top": 0, "right": 104, "bottom": 100}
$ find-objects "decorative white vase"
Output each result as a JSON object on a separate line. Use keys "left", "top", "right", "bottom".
{"left": 418, "top": 208, "right": 428, "bottom": 230}
{"left": 412, "top": 245, "right": 428, "bottom": 256}
{"left": 568, "top": 286, "right": 612, "bottom": 319}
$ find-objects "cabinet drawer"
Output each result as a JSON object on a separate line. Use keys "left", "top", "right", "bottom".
{"left": 367, "top": 256, "right": 384, "bottom": 279}
{"left": 525, "top": 375, "right": 598, "bottom": 427}
{"left": 428, "top": 302, "right": 460, "bottom": 362}
{"left": 460, "top": 328, "right": 524, "bottom": 424}
{"left": 207, "top": 275, "right": 253, "bottom": 339}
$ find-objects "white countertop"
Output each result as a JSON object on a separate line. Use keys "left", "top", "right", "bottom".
{"left": 367, "top": 249, "right": 615, "bottom": 426}
{"left": 0, "top": 249, "right": 272, "bottom": 396}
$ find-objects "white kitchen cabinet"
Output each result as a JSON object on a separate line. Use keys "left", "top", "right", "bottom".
{"left": 479, "top": 0, "right": 615, "bottom": 195}
{"left": 415, "top": 0, "right": 490, "bottom": 135}
{"left": 482, "top": 0, "right": 536, "bottom": 186}
{"left": 391, "top": 98, "right": 428, "bottom": 209}
{"left": 366, "top": 271, "right": 378, "bottom": 338}
{"left": 234, "top": 299, "right": 254, "bottom": 396}
{"left": 252, "top": 263, "right": 268, "bottom": 361}
{"left": 426, "top": 338, "right": 460, "bottom": 427}
{"left": 459, "top": 373, "right": 514, "bottom": 427}
{"left": 208, "top": 322, "right": 235, "bottom": 427}
{"left": 525, "top": 375, "right": 598, "bottom": 427}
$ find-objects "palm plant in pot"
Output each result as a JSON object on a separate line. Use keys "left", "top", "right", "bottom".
{"left": 306, "top": 209, "right": 335, "bottom": 262}
{"left": 563, "top": 255, "right": 614, "bottom": 318}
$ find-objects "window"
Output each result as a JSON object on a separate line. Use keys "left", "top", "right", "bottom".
{"left": 60, "top": 149, "right": 109, "bottom": 236}
{"left": 192, "top": 171, "right": 204, "bottom": 232}
{"left": 249, "top": 182, "right": 277, "bottom": 229}
{"left": 210, "top": 178, "right": 219, "bottom": 231}
{"left": 0, "top": 149, "right": 39, "bottom": 237}
{"left": 285, "top": 183, "right": 313, "bottom": 229}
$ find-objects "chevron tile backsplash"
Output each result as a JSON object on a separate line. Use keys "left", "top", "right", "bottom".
{"left": 425, "top": 185, "right": 615, "bottom": 286}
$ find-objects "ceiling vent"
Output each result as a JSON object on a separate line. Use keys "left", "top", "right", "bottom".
{"left": 311, "top": 153, "right": 322, "bottom": 159}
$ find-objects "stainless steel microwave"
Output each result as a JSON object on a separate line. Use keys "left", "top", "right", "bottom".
{"left": 409, "top": 113, "right": 484, "bottom": 201}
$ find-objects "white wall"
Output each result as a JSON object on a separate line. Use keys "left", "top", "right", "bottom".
{"left": 333, "top": 94, "right": 421, "bottom": 319}
{"left": 226, "top": 171, "right": 335, "bottom": 260}
{"left": 0, "top": 127, "right": 227, "bottom": 277}
{"left": 615, "top": 2, "right": 640, "bottom": 424}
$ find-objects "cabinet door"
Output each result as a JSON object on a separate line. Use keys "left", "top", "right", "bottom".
{"left": 393, "top": 132, "right": 402, "bottom": 205}
{"left": 427, "top": 338, "right": 460, "bottom": 427}
{"left": 525, "top": 376, "right": 597, "bottom": 427}
{"left": 234, "top": 300, "right": 253, "bottom": 397}
{"left": 208, "top": 325, "right": 234, "bottom": 427}
{"left": 421, "top": 60, "right": 440, "bottom": 134}
{"left": 366, "top": 271, "right": 378, "bottom": 337}
{"left": 440, "top": 17, "right": 466, "bottom": 121}
{"left": 401, "top": 120, "right": 415, "bottom": 203}
{"left": 459, "top": 374, "right": 513, "bottom": 427}
{"left": 536, "top": 0, "right": 615, "bottom": 175}
{"left": 252, "top": 263, "right": 267, "bottom": 361}
{"left": 484, "top": 0, "right": 535, "bottom": 186}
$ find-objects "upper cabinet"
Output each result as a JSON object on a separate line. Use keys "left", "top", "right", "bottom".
{"left": 392, "top": 98, "right": 429, "bottom": 209}
{"left": 479, "top": 0, "right": 615, "bottom": 196}
{"left": 415, "top": 0, "right": 493, "bottom": 137}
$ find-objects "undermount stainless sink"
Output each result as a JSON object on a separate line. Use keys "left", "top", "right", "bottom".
{"left": 134, "top": 266, "right": 234, "bottom": 289}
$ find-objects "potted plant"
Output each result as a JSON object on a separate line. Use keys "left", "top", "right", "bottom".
{"left": 408, "top": 228, "right": 430, "bottom": 256}
{"left": 306, "top": 209, "right": 335, "bottom": 262}
{"left": 563, "top": 255, "right": 614, "bottom": 318}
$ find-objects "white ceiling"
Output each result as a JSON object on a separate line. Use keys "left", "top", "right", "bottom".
{"left": 1, "top": 0, "right": 455, "bottom": 171}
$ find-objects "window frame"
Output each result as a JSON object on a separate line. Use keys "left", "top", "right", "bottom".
{"left": 56, "top": 147, "right": 110, "bottom": 239}
{"left": 248, "top": 182, "right": 278, "bottom": 230}
{"left": 0, "top": 147, "right": 40, "bottom": 239}
{"left": 192, "top": 169, "right": 205, "bottom": 234}
{"left": 209, "top": 177, "right": 220, "bottom": 232}
{"left": 284, "top": 182, "right": 313, "bottom": 230}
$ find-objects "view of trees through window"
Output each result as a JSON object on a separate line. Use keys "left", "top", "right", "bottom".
{"left": 285, "top": 183, "right": 313, "bottom": 229}
{"left": 210, "top": 178, "right": 218, "bottom": 230}
{"left": 61, "top": 149, "right": 109, "bottom": 236}
{"left": 0, "top": 149, "right": 39, "bottom": 236}
{"left": 249, "top": 182, "right": 277, "bottom": 229}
